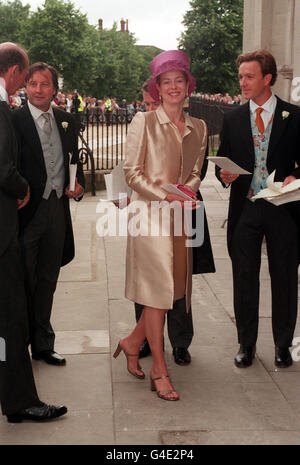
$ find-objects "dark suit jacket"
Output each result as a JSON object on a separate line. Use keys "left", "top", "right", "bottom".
{"left": 216, "top": 96, "right": 300, "bottom": 257}
{"left": 0, "top": 100, "right": 40, "bottom": 415}
{"left": 12, "top": 104, "right": 85, "bottom": 266}
{"left": 0, "top": 101, "right": 28, "bottom": 257}
{"left": 192, "top": 150, "right": 215, "bottom": 274}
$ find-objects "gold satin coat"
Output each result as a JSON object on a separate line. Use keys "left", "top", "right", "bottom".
{"left": 124, "top": 105, "right": 207, "bottom": 310}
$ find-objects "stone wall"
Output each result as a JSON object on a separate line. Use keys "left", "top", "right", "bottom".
{"left": 243, "top": 0, "right": 300, "bottom": 104}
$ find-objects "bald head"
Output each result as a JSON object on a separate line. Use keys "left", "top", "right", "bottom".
{"left": 0, "top": 42, "right": 29, "bottom": 96}
{"left": 0, "top": 42, "right": 28, "bottom": 76}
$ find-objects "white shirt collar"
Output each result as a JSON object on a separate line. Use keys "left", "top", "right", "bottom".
{"left": 0, "top": 77, "right": 8, "bottom": 103}
{"left": 28, "top": 101, "right": 54, "bottom": 130}
{"left": 249, "top": 93, "right": 277, "bottom": 128}
{"left": 28, "top": 101, "right": 54, "bottom": 120}
{"left": 249, "top": 93, "right": 277, "bottom": 115}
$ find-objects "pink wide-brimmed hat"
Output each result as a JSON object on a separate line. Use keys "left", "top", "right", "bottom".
{"left": 148, "top": 50, "right": 196, "bottom": 101}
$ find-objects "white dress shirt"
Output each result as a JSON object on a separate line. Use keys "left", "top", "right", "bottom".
{"left": 27, "top": 101, "right": 55, "bottom": 130}
{"left": 249, "top": 93, "right": 277, "bottom": 129}
{"left": 0, "top": 78, "right": 8, "bottom": 103}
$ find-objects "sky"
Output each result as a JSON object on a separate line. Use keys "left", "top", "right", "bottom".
{"left": 22, "top": 0, "right": 192, "bottom": 50}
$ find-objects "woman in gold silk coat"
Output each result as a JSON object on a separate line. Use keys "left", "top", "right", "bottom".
{"left": 113, "top": 50, "right": 207, "bottom": 401}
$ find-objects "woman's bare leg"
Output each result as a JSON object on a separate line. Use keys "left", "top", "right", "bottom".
{"left": 120, "top": 310, "right": 146, "bottom": 376}
{"left": 121, "top": 306, "right": 179, "bottom": 398}
{"left": 143, "top": 307, "right": 167, "bottom": 374}
{"left": 144, "top": 306, "right": 179, "bottom": 400}
{"left": 122, "top": 306, "right": 166, "bottom": 372}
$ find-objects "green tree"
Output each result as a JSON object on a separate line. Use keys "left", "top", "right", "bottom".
{"left": 179, "top": 0, "right": 243, "bottom": 95}
{"left": 0, "top": 0, "right": 30, "bottom": 43}
{"left": 137, "top": 45, "right": 163, "bottom": 91}
{"left": 90, "top": 25, "right": 161, "bottom": 101}
{"left": 20, "top": 0, "right": 98, "bottom": 91}
{"left": 0, "top": 0, "right": 162, "bottom": 99}
{"left": 96, "top": 25, "right": 141, "bottom": 100}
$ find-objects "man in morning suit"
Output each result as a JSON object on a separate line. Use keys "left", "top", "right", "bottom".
{"left": 12, "top": 62, "right": 85, "bottom": 366}
{"left": 216, "top": 50, "right": 300, "bottom": 368}
{"left": 0, "top": 42, "right": 67, "bottom": 423}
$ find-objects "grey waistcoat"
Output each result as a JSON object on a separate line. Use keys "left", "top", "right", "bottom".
{"left": 35, "top": 115, "right": 65, "bottom": 199}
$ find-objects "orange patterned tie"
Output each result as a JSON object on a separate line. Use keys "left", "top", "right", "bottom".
{"left": 255, "top": 107, "right": 265, "bottom": 134}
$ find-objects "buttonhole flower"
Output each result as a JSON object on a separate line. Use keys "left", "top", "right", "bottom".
{"left": 282, "top": 111, "right": 290, "bottom": 120}
{"left": 62, "top": 121, "right": 69, "bottom": 131}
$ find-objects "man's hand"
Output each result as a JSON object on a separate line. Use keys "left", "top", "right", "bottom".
{"left": 282, "top": 175, "right": 296, "bottom": 187}
{"left": 17, "top": 186, "right": 30, "bottom": 210}
{"left": 113, "top": 197, "right": 130, "bottom": 209}
{"left": 220, "top": 169, "right": 239, "bottom": 184}
{"left": 65, "top": 178, "right": 84, "bottom": 199}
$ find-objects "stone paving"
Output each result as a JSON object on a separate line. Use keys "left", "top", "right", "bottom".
{"left": 1, "top": 162, "right": 300, "bottom": 445}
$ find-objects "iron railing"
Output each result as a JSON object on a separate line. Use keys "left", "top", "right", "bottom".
{"left": 78, "top": 108, "right": 134, "bottom": 170}
{"left": 77, "top": 99, "right": 240, "bottom": 195}
{"left": 76, "top": 107, "right": 136, "bottom": 196}
{"left": 189, "top": 96, "right": 240, "bottom": 153}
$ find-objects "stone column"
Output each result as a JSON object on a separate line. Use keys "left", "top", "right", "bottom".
{"left": 243, "top": 0, "right": 299, "bottom": 102}
{"left": 291, "top": 0, "right": 300, "bottom": 104}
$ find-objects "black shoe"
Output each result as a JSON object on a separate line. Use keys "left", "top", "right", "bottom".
{"left": 234, "top": 345, "right": 256, "bottom": 368}
{"left": 7, "top": 403, "right": 67, "bottom": 423}
{"left": 139, "top": 339, "right": 151, "bottom": 358}
{"left": 32, "top": 350, "right": 66, "bottom": 366}
{"left": 173, "top": 347, "right": 191, "bottom": 366}
{"left": 275, "top": 347, "right": 293, "bottom": 367}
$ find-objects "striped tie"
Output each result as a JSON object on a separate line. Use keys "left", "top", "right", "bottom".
{"left": 42, "top": 113, "right": 52, "bottom": 137}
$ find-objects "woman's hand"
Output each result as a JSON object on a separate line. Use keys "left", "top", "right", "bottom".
{"left": 165, "top": 193, "right": 186, "bottom": 204}
{"left": 180, "top": 185, "right": 198, "bottom": 200}
{"left": 165, "top": 193, "right": 199, "bottom": 210}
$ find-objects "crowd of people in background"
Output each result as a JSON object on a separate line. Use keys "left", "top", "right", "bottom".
{"left": 9, "top": 88, "right": 147, "bottom": 114}
{"left": 9, "top": 88, "right": 242, "bottom": 114}
{"left": 198, "top": 92, "right": 242, "bottom": 104}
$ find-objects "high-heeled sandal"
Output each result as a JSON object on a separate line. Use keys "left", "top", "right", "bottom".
{"left": 113, "top": 341, "right": 145, "bottom": 379}
{"left": 150, "top": 375, "right": 180, "bottom": 401}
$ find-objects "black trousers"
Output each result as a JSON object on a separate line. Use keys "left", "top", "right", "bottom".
{"left": 231, "top": 199, "right": 298, "bottom": 347}
{"left": 20, "top": 192, "right": 66, "bottom": 354}
{"left": 0, "top": 234, "right": 41, "bottom": 415}
{"left": 135, "top": 296, "right": 194, "bottom": 349}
